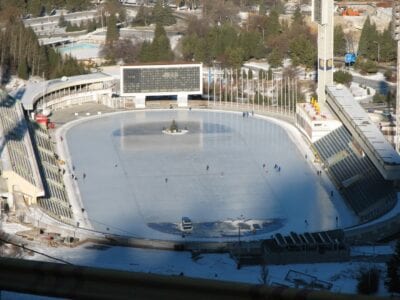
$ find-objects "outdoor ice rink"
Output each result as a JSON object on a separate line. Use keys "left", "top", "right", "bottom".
{"left": 65, "top": 110, "right": 358, "bottom": 241}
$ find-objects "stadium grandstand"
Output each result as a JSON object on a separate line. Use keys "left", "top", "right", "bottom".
{"left": 0, "top": 90, "right": 73, "bottom": 224}
{"left": 0, "top": 92, "right": 44, "bottom": 205}
{"left": 29, "top": 122, "right": 73, "bottom": 223}
{"left": 11, "top": 72, "right": 115, "bottom": 112}
{"left": 313, "top": 125, "right": 397, "bottom": 222}
{"left": 294, "top": 84, "right": 400, "bottom": 224}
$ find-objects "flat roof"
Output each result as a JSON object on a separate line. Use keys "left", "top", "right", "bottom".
{"left": 326, "top": 85, "right": 400, "bottom": 165}
{"left": 11, "top": 72, "right": 114, "bottom": 110}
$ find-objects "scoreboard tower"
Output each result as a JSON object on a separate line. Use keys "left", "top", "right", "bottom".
{"left": 120, "top": 64, "right": 202, "bottom": 108}
{"left": 312, "top": 0, "right": 334, "bottom": 104}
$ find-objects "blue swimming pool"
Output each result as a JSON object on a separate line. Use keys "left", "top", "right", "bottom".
{"left": 57, "top": 42, "right": 100, "bottom": 59}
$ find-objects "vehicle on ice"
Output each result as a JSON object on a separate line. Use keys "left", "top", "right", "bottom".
{"left": 181, "top": 217, "right": 193, "bottom": 232}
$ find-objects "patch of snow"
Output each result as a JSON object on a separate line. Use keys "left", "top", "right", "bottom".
{"left": 1, "top": 222, "right": 31, "bottom": 235}
{"left": 350, "top": 82, "right": 375, "bottom": 101}
{"left": 25, "top": 242, "right": 392, "bottom": 296}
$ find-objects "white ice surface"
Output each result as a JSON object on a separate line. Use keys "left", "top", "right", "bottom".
{"left": 62, "top": 110, "right": 357, "bottom": 241}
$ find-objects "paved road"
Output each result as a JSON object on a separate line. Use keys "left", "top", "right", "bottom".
{"left": 351, "top": 74, "right": 395, "bottom": 95}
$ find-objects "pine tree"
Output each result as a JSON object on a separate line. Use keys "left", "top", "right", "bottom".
{"left": 105, "top": 14, "right": 119, "bottom": 45}
{"left": 151, "top": 22, "right": 174, "bottom": 61}
{"left": 259, "top": 0, "right": 266, "bottom": 15}
{"left": 291, "top": 6, "right": 303, "bottom": 27}
{"left": 358, "top": 17, "right": 379, "bottom": 60}
{"left": 138, "top": 40, "right": 153, "bottom": 62}
{"left": 152, "top": 0, "right": 176, "bottom": 26}
{"left": 28, "top": 0, "right": 43, "bottom": 17}
{"left": 268, "top": 48, "right": 283, "bottom": 68}
{"left": 17, "top": 59, "right": 28, "bottom": 80}
{"left": 334, "top": 25, "right": 347, "bottom": 56}
{"left": 265, "top": 8, "right": 281, "bottom": 39}
{"left": 289, "top": 34, "right": 317, "bottom": 68}
{"left": 379, "top": 24, "right": 396, "bottom": 62}
{"left": 58, "top": 13, "right": 67, "bottom": 27}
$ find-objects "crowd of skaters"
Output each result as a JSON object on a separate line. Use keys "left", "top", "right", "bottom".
{"left": 242, "top": 111, "right": 254, "bottom": 118}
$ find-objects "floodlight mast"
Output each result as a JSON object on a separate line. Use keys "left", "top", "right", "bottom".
{"left": 392, "top": 2, "right": 400, "bottom": 153}
{"left": 312, "top": 0, "right": 334, "bottom": 104}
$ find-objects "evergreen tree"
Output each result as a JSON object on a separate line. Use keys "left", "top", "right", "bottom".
{"left": 358, "top": 17, "right": 379, "bottom": 60}
{"left": 28, "top": 0, "right": 43, "bottom": 17}
{"left": 152, "top": 0, "right": 176, "bottom": 26}
{"left": 259, "top": 0, "right": 266, "bottom": 15}
{"left": 17, "top": 59, "right": 28, "bottom": 80}
{"left": 0, "top": 16, "right": 87, "bottom": 81}
{"left": 238, "top": 30, "right": 265, "bottom": 60}
{"left": 291, "top": 6, "right": 303, "bottom": 27}
{"left": 66, "top": 0, "right": 91, "bottom": 12}
{"left": 105, "top": 14, "right": 119, "bottom": 45}
{"left": 379, "top": 24, "right": 396, "bottom": 62}
{"left": 58, "top": 13, "right": 67, "bottom": 27}
{"left": 289, "top": 35, "right": 316, "bottom": 68}
{"left": 151, "top": 22, "right": 174, "bottom": 61}
{"left": 334, "top": 25, "right": 347, "bottom": 56}
{"left": 268, "top": 48, "right": 283, "bottom": 67}
{"left": 265, "top": 8, "right": 281, "bottom": 39}
{"left": 138, "top": 40, "right": 153, "bottom": 62}
{"left": 225, "top": 47, "right": 244, "bottom": 69}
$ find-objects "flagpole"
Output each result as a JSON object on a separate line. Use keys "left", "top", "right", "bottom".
{"left": 213, "top": 67, "right": 216, "bottom": 106}
{"left": 236, "top": 69, "right": 239, "bottom": 107}
{"left": 283, "top": 78, "right": 287, "bottom": 115}
{"left": 224, "top": 69, "right": 227, "bottom": 105}
{"left": 280, "top": 77, "right": 283, "bottom": 115}
{"left": 207, "top": 67, "right": 210, "bottom": 107}
{"left": 219, "top": 69, "right": 222, "bottom": 106}
{"left": 262, "top": 71, "right": 264, "bottom": 111}
{"left": 239, "top": 69, "right": 242, "bottom": 109}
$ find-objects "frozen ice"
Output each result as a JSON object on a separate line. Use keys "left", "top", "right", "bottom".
{"left": 65, "top": 110, "right": 357, "bottom": 241}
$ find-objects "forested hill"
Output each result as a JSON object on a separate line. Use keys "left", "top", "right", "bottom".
{"left": 0, "top": 0, "right": 89, "bottom": 84}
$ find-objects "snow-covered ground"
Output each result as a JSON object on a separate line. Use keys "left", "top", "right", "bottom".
{"left": 13, "top": 241, "right": 389, "bottom": 297}
{"left": 350, "top": 81, "right": 376, "bottom": 101}
{"left": 60, "top": 110, "right": 357, "bottom": 241}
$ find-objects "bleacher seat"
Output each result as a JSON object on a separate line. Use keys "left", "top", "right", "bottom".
{"left": 314, "top": 126, "right": 396, "bottom": 221}
{"left": 29, "top": 122, "right": 73, "bottom": 222}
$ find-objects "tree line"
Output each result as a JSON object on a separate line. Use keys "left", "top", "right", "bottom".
{"left": 334, "top": 17, "right": 396, "bottom": 69}
{"left": 102, "top": 0, "right": 176, "bottom": 64}
{"left": 133, "top": 0, "right": 176, "bottom": 27}
{"left": 181, "top": 6, "right": 316, "bottom": 69}
{"left": 0, "top": 8, "right": 86, "bottom": 84}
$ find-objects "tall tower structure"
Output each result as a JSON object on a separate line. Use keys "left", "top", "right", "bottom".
{"left": 312, "top": 0, "right": 334, "bottom": 103}
{"left": 392, "top": 3, "right": 400, "bottom": 152}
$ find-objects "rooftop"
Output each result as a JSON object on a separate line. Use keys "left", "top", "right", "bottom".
{"left": 10, "top": 72, "right": 114, "bottom": 110}
{"left": 326, "top": 85, "right": 400, "bottom": 166}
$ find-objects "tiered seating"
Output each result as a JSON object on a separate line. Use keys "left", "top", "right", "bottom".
{"left": 0, "top": 96, "right": 40, "bottom": 187}
{"left": 264, "top": 230, "right": 346, "bottom": 253}
{"left": 29, "top": 122, "right": 73, "bottom": 222}
{"left": 314, "top": 126, "right": 396, "bottom": 221}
